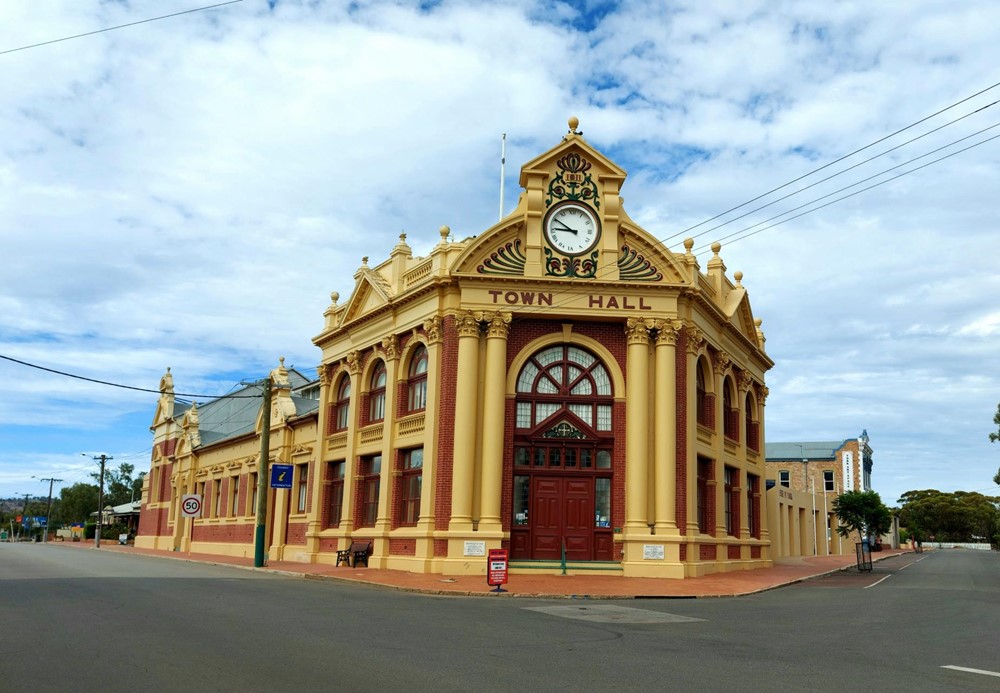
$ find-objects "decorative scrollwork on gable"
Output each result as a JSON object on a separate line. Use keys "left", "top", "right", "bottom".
{"left": 544, "top": 248, "right": 598, "bottom": 278}
{"left": 477, "top": 239, "right": 526, "bottom": 276}
{"left": 546, "top": 152, "right": 600, "bottom": 208}
{"left": 543, "top": 421, "right": 586, "bottom": 439}
{"left": 618, "top": 244, "right": 663, "bottom": 281}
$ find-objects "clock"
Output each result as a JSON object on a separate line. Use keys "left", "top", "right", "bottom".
{"left": 543, "top": 201, "right": 600, "bottom": 256}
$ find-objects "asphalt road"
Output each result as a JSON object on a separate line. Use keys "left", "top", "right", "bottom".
{"left": 1, "top": 544, "right": 998, "bottom": 692}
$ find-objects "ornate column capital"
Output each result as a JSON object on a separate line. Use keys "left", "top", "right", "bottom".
{"left": 684, "top": 323, "right": 705, "bottom": 355}
{"left": 738, "top": 371, "right": 753, "bottom": 394}
{"left": 479, "top": 311, "right": 511, "bottom": 339}
{"left": 381, "top": 335, "right": 400, "bottom": 361}
{"left": 345, "top": 350, "right": 362, "bottom": 375}
{"left": 625, "top": 317, "right": 652, "bottom": 345}
{"left": 759, "top": 385, "right": 769, "bottom": 406}
{"left": 422, "top": 316, "right": 443, "bottom": 344}
{"left": 456, "top": 311, "right": 482, "bottom": 338}
{"left": 653, "top": 319, "right": 682, "bottom": 346}
{"left": 713, "top": 351, "right": 731, "bottom": 376}
{"left": 317, "top": 363, "right": 332, "bottom": 386}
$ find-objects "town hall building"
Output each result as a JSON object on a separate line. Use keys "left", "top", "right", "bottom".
{"left": 138, "top": 118, "right": 776, "bottom": 579}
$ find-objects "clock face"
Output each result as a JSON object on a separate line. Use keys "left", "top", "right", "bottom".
{"left": 544, "top": 202, "right": 600, "bottom": 256}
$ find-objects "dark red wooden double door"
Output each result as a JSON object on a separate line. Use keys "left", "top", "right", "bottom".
{"left": 510, "top": 476, "right": 613, "bottom": 561}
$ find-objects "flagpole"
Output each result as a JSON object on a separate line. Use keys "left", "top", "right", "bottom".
{"left": 499, "top": 132, "right": 506, "bottom": 222}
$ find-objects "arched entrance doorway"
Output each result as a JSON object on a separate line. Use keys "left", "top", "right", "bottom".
{"left": 510, "top": 345, "right": 615, "bottom": 561}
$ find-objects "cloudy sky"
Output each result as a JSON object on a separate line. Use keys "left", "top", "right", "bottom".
{"left": 1, "top": 0, "right": 998, "bottom": 508}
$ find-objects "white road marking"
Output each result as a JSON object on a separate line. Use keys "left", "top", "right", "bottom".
{"left": 864, "top": 574, "right": 891, "bottom": 589}
{"left": 898, "top": 554, "right": 929, "bottom": 570}
{"left": 941, "top": 665, "right": 1000, "bottom": 678}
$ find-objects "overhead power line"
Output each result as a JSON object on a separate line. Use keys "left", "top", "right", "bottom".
{"left": 0, "top": 1, "right": 244, "bottom": 56}
{"left": 0, "top": 354, "right": 260, "bottom": 399}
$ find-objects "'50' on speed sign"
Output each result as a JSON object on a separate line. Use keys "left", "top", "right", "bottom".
{"left": 181, "top": 494, "right": 203, "bottom": 518}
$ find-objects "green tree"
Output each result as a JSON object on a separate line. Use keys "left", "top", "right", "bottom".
{"left": 832, "top": 490, "right": 891, "bottom": 543}
{"left": 897, "top": 489, "right": 1000, "bottom": 543}
{"left": 90, "top": 462, "right": 139, "bottom": 507}
{"left": 991, "top": 402, "right": 1000, "bottom": 486}
{"left": 56, "top": 483, "right": 100, "bottom": 524}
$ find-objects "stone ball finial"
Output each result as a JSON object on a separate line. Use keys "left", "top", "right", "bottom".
{"left": 439, "top": 225, "right": 450, "bottom": 240}
{"left": 279, "top": 356, "right": 285, "bottom": 366}
{"left": 754, "top": 318, "right": 762, "bottom": 327}
{"left": 734, "top": 271, "right": 743, "bottom": 284}
{"left": 330, "top": 291, "right": 339, "bottom": 304}
{"left": 683, "top": 238, "right": 695, "bottom": 252}
{"left": 568, "top": 116, "right": 579, "bottom": 132}
{"left": 399, "top": 232, "right": 407, "bottom": 242}
{"left": 361, "top": 256, "right": 369, "bottom": 265}
{"left": 711, "top": 242, "right": 721, "bottom": 254}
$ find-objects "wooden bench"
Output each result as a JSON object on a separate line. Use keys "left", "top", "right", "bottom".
{"left": 336, "top": 540, "right": 373, "bottom": 568}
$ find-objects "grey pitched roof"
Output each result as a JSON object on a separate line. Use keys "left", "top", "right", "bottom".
{"left": 765, "top": 441, "right": 850, "bottom": 461}
{"left": 188, "top": 369, "right": 319, "bottom": 447}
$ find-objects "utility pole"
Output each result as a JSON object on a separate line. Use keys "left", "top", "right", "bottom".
{"left": 83, "top": 454, "right": 112, "bottom": 548}
{"left": 37, "top": 477, "right": 62, "bottom": 543}
{"left": 254, "top": 377, "right": 273, "bottom": 568}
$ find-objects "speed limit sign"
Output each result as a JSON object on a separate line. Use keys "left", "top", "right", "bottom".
{"left": 181, "top": 494, "right": 203, "bottom": 518}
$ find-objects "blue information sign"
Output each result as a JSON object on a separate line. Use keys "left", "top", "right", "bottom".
{"left": 270, "top": 464, "right": 293, "bottom": 489}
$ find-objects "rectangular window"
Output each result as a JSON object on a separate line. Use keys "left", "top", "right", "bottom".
{"left": 213, "top": 479, "right": 222, "bottom": 518}
{"left": 328, "top": 461, "right": 345, "bottom": 527}
{"left": 513, "top": 476, "right": 529, "bottom": 526}
{"left": 697, "top": 458, "right": 711, "bottom": 533}
{"left": 246, "top": 473, "right": 258, "bottom": 517}
{"left": 823, "top": 470, "right": 835, "bottom": 492}
{"left": 514, "top": 448, "right": 530, "bottom": 466}
{"left": 360, "top": 455, "right": 381, "bottom": 527}
{"left": 401, "top": 448, "right": 423, "bottom": 525}
{"left": 596, "top": 405, "right": 612, "bottom": 431}
{"left": 724, "top": 466, "right": 737, "bottom": 536}
{"left": 516, "top": 402, "right": 531, "bottom": 429}
{"left": 595, "top": 478, "right": 611, "bottom": 527}
{"left": 747, "top": 473, "right": 760, "bottom": 538}
{"left": 779, "top": 470, "right": 790, "bottom": 488}
{"left": 196, "top": 482, "right": 206, "bottom": 518}
{"left": 296, "top": 463, "right": 309, "bottom": 514}
{"left": 228, "top": 476, "right": 240, "bottom": 517}
{"left": 407, "top": 379, "right": 427, "bottom": 412}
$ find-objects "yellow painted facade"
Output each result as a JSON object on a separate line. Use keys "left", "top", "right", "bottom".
{"left": 138, "top": 119, "right": 803, "bottom": 579}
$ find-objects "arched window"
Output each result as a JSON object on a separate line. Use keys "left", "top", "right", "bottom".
{"left": 406, "top": 344, "right": 428, "bottom": 412}
{"left": 696, "top": 359, "right": 713, "bottom": 428}
{"left": 723, "top": 378, "right": 739, "bottom": 441}
{"left": 745, "top": 392, "right": 759, "bottom": 452}
{"left": 368, "top": 361, "right": 387, "bottom": 422}
{"left": 333, "top": 375, "right": 351, "bottom": 431}
{"left": 514, "top": 345, "right": 613, "bottom": 432}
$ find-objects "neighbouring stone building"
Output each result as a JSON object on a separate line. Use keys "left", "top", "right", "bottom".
{"left": 139, "top": 118, "right": 781, "bottom": 579}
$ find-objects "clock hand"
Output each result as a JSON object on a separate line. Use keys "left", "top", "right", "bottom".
{"left": 551, "top": 220, "right": 579, "bottom": 234}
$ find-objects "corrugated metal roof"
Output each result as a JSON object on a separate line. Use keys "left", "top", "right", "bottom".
{"left": 764, "top": 441, "right": 849, "bottom": 461}
{"left": 191, "top": 369, "right": 319, "bottom": 446}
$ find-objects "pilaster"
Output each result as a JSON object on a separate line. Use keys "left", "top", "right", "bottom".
{"left": 449, "top": 311, "right": 481, "bottom": 532}
{"left": 477, "top": 311, "right": 511, "bottom": 533}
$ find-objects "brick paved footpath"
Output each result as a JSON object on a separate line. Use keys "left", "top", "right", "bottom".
{"left": 54, "top": 541, "right": 908, "bottom": 599}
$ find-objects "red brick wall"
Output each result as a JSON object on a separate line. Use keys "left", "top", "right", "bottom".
{"left": 137, "top": 505, "right": 170, "bottom": 537}
{"left": 728, "top": 544, "right": 740, "bottom": 560}
{"left": 389, "top": 538, "right": 416, "bottom": 555}
{"left": 319, "top": 537, "right": 340, "bottom": 552}
{"left": 700, "top": 544, "right": 715, "bottom": 560}
{"left": 434, "top": 539, "right": 448, "bottom": 557}
{"left": 286, "top": 522, "right": 308, "bottom": 545}
{"left": 191, "top": 523, "right": 254, "bottom": 543}
{"left": 435, "top": 315, "right": 458, "bottom": 531}
{"left": 751, "top": 545, "right": 761, "bottom": 559}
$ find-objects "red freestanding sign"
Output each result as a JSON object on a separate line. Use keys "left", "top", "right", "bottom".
{"left": 487, "top": 548, "right": 509, "bottom": 590}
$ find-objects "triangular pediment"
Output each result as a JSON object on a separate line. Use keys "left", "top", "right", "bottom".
{"left": 340, "top": 269, "right": 393, "bottom": 325}
{"left": 722, "top": 287, "right": 762, "bottom": 347}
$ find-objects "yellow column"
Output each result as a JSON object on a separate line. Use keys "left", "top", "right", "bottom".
{"left": 417, "top": 318, "right": 443, "bottom": 532}
{"left": 625, "top": 318, "right": 651, "bottom": 533}
{"left": 737, "top": 373, "right": 752, "bottom": 540}
{"left": 338, "top": 352, "right": 362, "bottom": 535}
{"left": 757, "top": 385, "right": 770, "bottom": 554}
{"left": 684, "top": 325, "right": 704, "bottom": 538}
{"left": 306, "top": 363, "right": 333, "bottom": 553}
{"left": 449, "top": 312, "right": 481, "bottom": 532}
{"left": 713, "top": 352, "right": 730, "bottom": 540}
{"left": 375, "top": 335, "right": 400, "bottom": 535}
{"left": 478, "top": 311, "right": 510, "bottom": 532}
{"left": 653, "top": 320, "right": 679, "bottom": 532}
